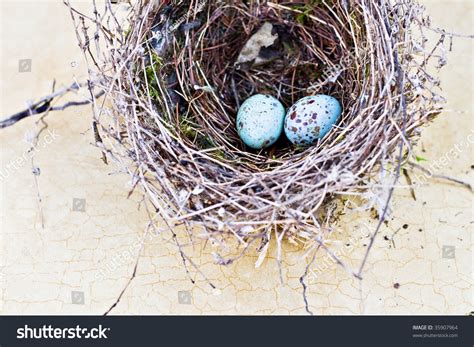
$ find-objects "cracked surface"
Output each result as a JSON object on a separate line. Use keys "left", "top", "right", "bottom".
{"left": 0, "top": 0, "right": 472, "bottom": 315}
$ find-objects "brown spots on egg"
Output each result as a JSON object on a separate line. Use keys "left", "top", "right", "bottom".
{"left": 312, "top": 126, "right": 320, "bottom": 136}
{"left": 284, "top": 95, "right": 341, "bottom": 145}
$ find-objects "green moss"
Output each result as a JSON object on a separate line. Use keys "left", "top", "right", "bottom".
{"left": 181, "top": 125, "right": 197, "bottom": 140}
{"left": 197, "top": 134, "right": 217, "bottom": 149}
{"left": 179, "top": 115, "right": 197, "bottom": 138}
{"left": 214, "top": 149, "right": 226, "bottom": 160}
{"left": 144, "top": 49, "right": 223, "bottom": 155}
{"left": 144, "top": 52, "right": 163, "bottom": 101}
{"left": 179, "top": 115, "right": 218, "bottom": 150}
{"left": 295, "top": 0, "right": 325, "bottom": 24}
{"left": 415, "top": 155, "right": 428, "bottom": 162}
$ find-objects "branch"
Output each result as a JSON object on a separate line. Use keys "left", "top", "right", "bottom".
{"left": 0, "top": 82, "right": 104, "bottom": 129}
{"left": 427, "top": 26, "right": 474, "bottom": 39}
{"left": 408, "top": 161, "right": 473, "bottom": 192}
{"left": 300, "top": 248, "right": 317, "bottom": 316}
{"left": 103, "top": 255, "right": 140, "bottom": 316}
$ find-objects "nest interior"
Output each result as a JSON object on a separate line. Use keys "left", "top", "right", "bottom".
{"left": 77, "top": 0, "right": 444, "bottom": 258}
{"left": 154, "top": 1, "right": 359, "bottom": 166}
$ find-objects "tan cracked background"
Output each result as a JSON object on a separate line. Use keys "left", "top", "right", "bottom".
{"left": 0, "top": 0, "right": 472, "bottom": 315}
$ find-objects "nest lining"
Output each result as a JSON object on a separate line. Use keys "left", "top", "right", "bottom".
{"left": 156, "top": 1, "right": 359, "bottom": 166}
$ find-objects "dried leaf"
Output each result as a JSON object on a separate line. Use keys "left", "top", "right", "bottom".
{"left": 255, "top": 240, "right": 270, "bottom": 268}
{"left": 192, "top": 185, "right": 204, "bottom": 195}
{"left": 236, "top": 23, "right": 277, "bottom": 65}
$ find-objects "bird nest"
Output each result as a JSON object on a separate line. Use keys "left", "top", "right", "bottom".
{"left": 69, "top": 0, "right": 445, "bottom": 266}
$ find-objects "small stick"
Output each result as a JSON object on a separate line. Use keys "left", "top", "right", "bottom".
{"left": 408, "top": 161, "right": 473, "bottom": 192}
{"left": 103, "top": 255, "right": 140, "bottom": 316}
{"left": 0, "top": 82, "right": 104, "bottom": 129}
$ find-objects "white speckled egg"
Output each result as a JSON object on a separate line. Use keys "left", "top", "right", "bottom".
{"left": 284, "top": 95, "right": 342, "bottom": 145}
{"left": 237, "top": 94, "right": 285, "bottom": 149}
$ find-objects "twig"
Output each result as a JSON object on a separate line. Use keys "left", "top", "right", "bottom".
{"left": 357, "top": 4, "right": 410, "bottom": 278}
{"left": 402, "top": 168, "right": 417, "bottom": 200}
{"left": 408, "top": 161, "right": 473, "bottom": 192}
{"left": 300, "top": 249, "right": 317, "bottom": 316}
{"left": 93, "top": 121, "right": 108, "bottom": 165}
{"left": 103, "top": 253, "right": 140, "bottom": 316}
{"left": 0, "top": 83, "right": 104, "bottom": 129}
{"left": 427, "top": 26, "right": 474, "bottom": 39}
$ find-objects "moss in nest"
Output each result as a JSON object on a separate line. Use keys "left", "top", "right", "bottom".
{"left": 179, "top": 114, "right": 221, "bottom": 152}
{"left": 181, "top": 123, "right": 198, "bottom": 140}
{"left": 197, "top": 134, "right": 217, "bottom": 150}
{"left": 294, "top": 0, "right": 326, "bottom": 24}
{"left": 144, "top": 52, "right": 163, "bottom": 101}
{"left": 295, "top": 5, "right": 313, "bottom": 25}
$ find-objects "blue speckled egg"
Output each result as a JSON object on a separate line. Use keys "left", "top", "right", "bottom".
{"left": 237, "top": 94, "right": 285, "bottom": 149}
{"left": 284, "top": 95, "right": 342, "bottom": 146}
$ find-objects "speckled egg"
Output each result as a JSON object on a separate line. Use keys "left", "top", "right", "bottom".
{"left": 236, "top": 94, "right": 285, "bottom": 149}
{"left": 284, "top": 95, "right": 342, "bottom": 146}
